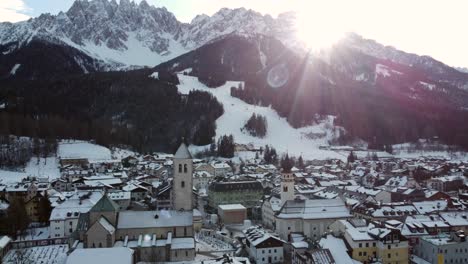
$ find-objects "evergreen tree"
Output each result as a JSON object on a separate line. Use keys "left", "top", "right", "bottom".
{"left": 217, "top": 134, "right": 235, "bottom": 158}
{"left": 243, "top": 113, "right": 267, "bottom": 138}
{"left": 263, "top": 145, "right": 271, "bottom": 163}
{"left": 298, "top": 155, "right": 305, "bottom": 170}
{"left": 347, "top": 151, "right": 356, "bottom": 163}
{"left": 38, "top": 191, "right": 52, "bottom": 224}
{"left": 7, "top": 197, "right": 30, "bottom": 237}
{"left": 385, "top": 144, "right": 393, "bottom": 154}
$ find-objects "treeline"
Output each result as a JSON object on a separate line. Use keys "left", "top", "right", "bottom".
{"left": 242, "top": 113, "right": 267, "bottom": 138}
{"left": 0, "top": 70, "right": 223, "bottom": 153}
{"left": 0, "top": 135, "right": 57, "bottom": 169}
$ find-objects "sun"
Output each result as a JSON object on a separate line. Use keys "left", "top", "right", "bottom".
{"left": 295, "top": 12, "right": 346, "bottom": 52}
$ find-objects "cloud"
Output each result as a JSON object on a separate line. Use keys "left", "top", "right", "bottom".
{"left": 0, "top": 0, "right": 31, "bottom": 22}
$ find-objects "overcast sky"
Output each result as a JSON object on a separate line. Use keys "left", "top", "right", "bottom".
{"left": 1, "top": 0, "right": 467, "bottom": 68}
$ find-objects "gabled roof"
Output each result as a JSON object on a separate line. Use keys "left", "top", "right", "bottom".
{"left": 90, "top": 194, "right": 119, "bottom": 213}
{"left": 174, "top": 143, "right": 192, "bottom": 159}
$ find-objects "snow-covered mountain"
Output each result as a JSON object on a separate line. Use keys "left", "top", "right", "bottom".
{"left": 0, "top": 0, "right": 299, "bottom": 69}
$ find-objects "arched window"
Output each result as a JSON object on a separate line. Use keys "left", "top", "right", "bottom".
{"left": 181, "top": 181, "right": 185, "bottom": 188}
{"left": 283, "top": 186, "right": 288, "bottom": 192}
{"left": 178, "top": 164, "right": 182, "bottom": 173}
{"left": 184, "top": 164, "right": 188, "bottom": 173}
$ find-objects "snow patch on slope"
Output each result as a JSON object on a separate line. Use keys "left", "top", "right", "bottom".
{"left": 9, "top": 64, "right": 21, "bottom": 75}
{"left": 61, "top": 32, "right": 188, "bottom": 68}
{"left": 419, "top": 81, "right": 436, "bottom": 90}
{"left": 375, "top": 64, "right": 403, "bottom": 78}
{"left": 175, "top": 74, "right": 344, "bottom": 160}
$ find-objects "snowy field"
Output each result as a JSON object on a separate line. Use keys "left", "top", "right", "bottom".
{"left": 392, "top": 141, "right": 468, "bottom": 161}
{"left": 3, "top": 244, "right": 68, "bottom": 264}
{"left": 58, "top": 140, "right": 112, "bottom": 162}
{"left": 0, "top": 157, "right": 60, "bottom": 184}
{"left": 176, "top": 74, "right": 345, "bottom": 160}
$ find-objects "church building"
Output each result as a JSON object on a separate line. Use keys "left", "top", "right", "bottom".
{"left": 70, "top": 143, "right": 197, "bottom": 263}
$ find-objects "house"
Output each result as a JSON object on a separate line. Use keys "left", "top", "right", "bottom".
{"left": 367, "top": 224, "right": 409, "bottom": 264}
{"left": 275, "top": 198, "right": 351, "bottom": 241}
{"left": 208, "top": 181, "right": 263, "bottom": 209}
{"left": 428, "top": 175, "right": 464, "bottom": 192}
{"left": 50, "top": 191, "right": 104, "bottom": 238}
{"left": 330, "top": 219, "right": 378, "bottom": 262}
{"left": 243, "top": 226, "right": 285, "bottom": 264}
{"left": 261, "top": 196, "right": 282, "bottom": 229}
{"left": 107, "top": 190, "right": 131, "bottom": 210}
{"left": 193, "top": 171, "right": 213, "bottom": 190}
{"left": 218, "top": 204, "right": 247, "bottom": 225}
{"left": 413, "top": 231, "right": 468, "bottom": 264}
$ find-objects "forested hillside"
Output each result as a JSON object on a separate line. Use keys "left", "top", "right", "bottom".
{"left": 0, "top": 70, "right": 223, "bottom": 153}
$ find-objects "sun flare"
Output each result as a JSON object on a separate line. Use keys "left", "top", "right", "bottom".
{"left": 295, "top": 11, "right": 346, "bottom": 51}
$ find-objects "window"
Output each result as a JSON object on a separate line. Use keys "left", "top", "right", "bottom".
{"left": 184, "top": 164, "right": 188, "bottom": 173}
{"left": 99, "top": 242, "right": 102, "bottom": 248}
{"left": 373, "top": 242, "right": 376, "bottom": 247}
{"left": 283, "top": 186, "right": 288, "bottom": 192}
{"left": 359, "top": 252, "right": 362, "bottom": 256}
{"left": 363, "top": 252, "right": 367, "bottom": 256}
{"left": 388, "top": 253, "right": 391, "bottom": 259}
{"left": 262, "top": 250, "right": 265, "bottom": 254}
{"left": 186, "top": 251, "right": 188, "bottom": 257}
{"left": 288, "top": 227, "right": 291, "bottom": 230}
{"left": 365, "top": 242, "right": 369, "bottom": 247}
{"left": 388, "top": 245, "right": 391, "bottom": 249}
{"left": 269, "top": 250, "right": 271, "bottom": 253}
{"left": 179, "top": 164, "right": 182, "bottom": 173}
{"left": 181, "top": 181, "right": 185, "bottom": 188}
{"left": 274, "top": 249, "right": 277, "bottom": 253}
{"left": 359, "top": 243, "right": 362, "bottom": 248}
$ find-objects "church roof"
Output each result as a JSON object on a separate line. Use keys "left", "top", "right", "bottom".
{"left": 90, "top": 194, "right": 119, "bottom": 213}
{"left": 174, "top": 143, "right": 192, "bottom": 159}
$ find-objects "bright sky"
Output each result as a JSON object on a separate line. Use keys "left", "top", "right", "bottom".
{"left": 1, "top": 0, "right": 467, "bottom": 68}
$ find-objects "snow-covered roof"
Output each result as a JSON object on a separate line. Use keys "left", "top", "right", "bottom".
{"left": 218, "top": 204, "right": 246, "bottom": 211}
{"left": 319, "top": 235, "right": 355, "bottom": 264}
{"left": 0, "top": 236, "right": 11, "bottom": 248}
{"left": 98, "top": 216, "right": 115, "bottom": 234}
{"left": 66, "top": 248, "right": 133, "bottom": 264}
{"left": 277, "top": 198, "right": 351, "bottom": 220}
{"left": 413, "top": 200, "right": 448, "bottom": 214}
{"left": 49, "top": 191, "right": 103, "bottom": 221}
{"left": 171, "top": 237, "right": 195, "bottom": 250}
{"left": 243, "top": 226, "right": 283, "bottom": 247}
{"left": 117, "top": 210, "right": 193, "bottom": 229}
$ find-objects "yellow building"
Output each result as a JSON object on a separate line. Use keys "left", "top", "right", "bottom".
{"left": 330, "top": 219, "right": 409, "bottom": 264}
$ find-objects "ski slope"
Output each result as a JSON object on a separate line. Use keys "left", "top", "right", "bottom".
{"left": 176, "top": 74, "right": 345, "bottom": 160}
